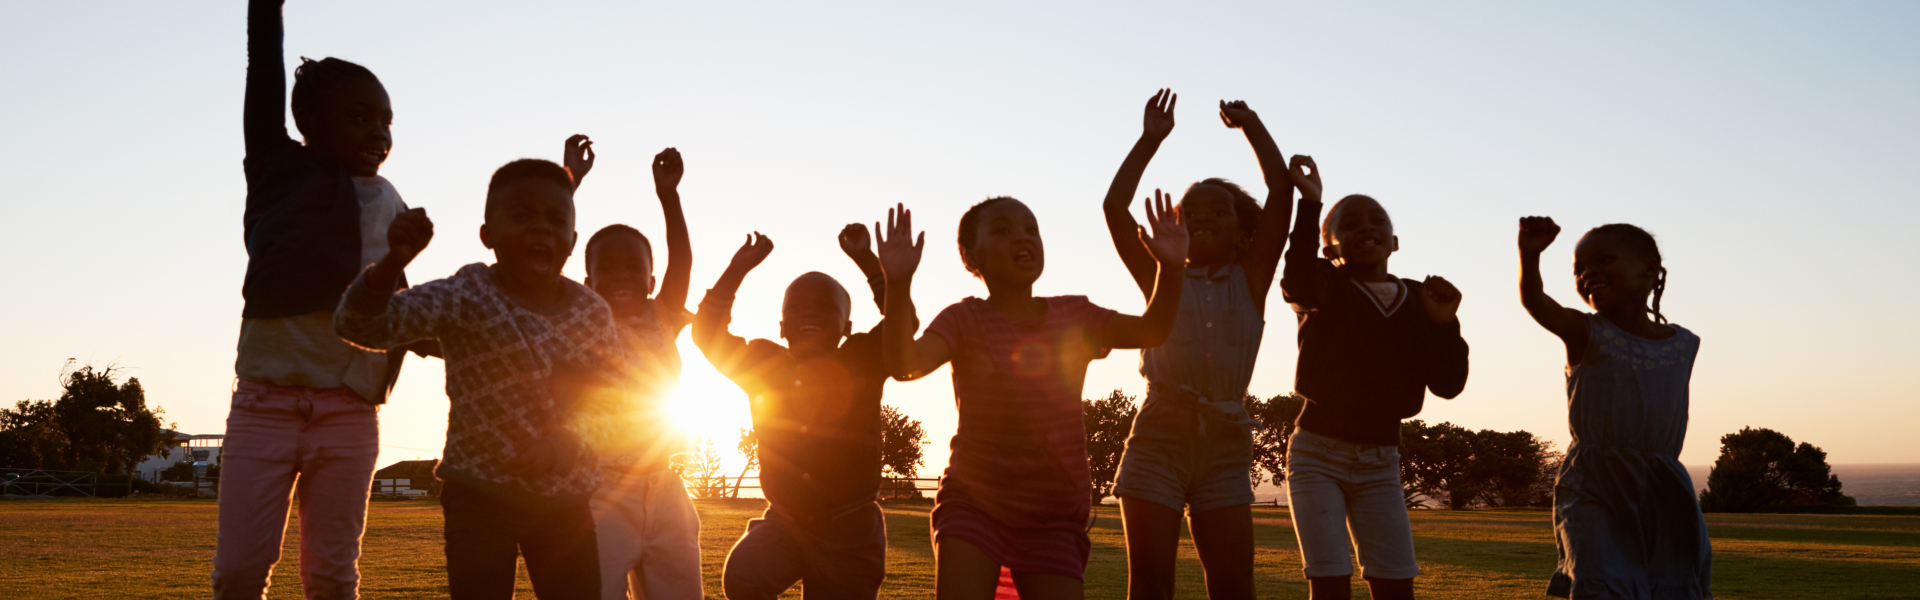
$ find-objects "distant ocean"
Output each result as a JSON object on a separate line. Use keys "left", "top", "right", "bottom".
{"left": 1248, "top": 463, "right": 1920, "bottom": 507}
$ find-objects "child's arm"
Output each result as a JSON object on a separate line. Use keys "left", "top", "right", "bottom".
{"left": 1278, "top": 155, "right": 1329, "bottom": 309}
{"left": 1517, "top": 216, "right": 1591, "bottom": 354}
{"left": 1102, "top": 89, "right": 1177, "bottom": 298}
{"left": 1421, "top": 275, "right": 1470, "bottom": 399}
{"left": 840, "top": 223, "right": 887, "bottom": 312}
{"left": 1219, "top": 101, "right": 1293, "bottom": 308}
{"left": 876, "top": 205, "right": 951, "bottom": 381}
{"left": 653, "top": 148, "right": 692, "bottom": 320}
{"left": 564, "top": 135, "right": 595, "bottom": 190}
{"left": 691, "top": 233, "right": 772, "bottom": 369}
{"left": 335, "top": 208, "right": 446, "bottom": 350}
{"left": 1099, "top": 194, "right": 1189, "bottom": 349}
{"left": 244, "top": 0, "right": 289, "bottom": 154}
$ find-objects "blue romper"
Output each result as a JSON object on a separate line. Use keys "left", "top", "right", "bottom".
{"left": 1113, "top": 264, "right": 1264, "bottom": 513}
{"left": 1549, "top": 315, "right": 1712, "bottom": 599}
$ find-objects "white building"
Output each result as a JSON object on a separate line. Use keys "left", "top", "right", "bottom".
{"left": 134, "top": 431, "right": 224, "bottom": 482}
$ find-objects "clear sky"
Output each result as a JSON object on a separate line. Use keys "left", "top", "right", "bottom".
{"left": 2, "top": 1, "right": 1916, "bottom": 480}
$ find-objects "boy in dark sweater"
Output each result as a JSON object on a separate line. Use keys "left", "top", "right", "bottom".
{"left": 1277, "top": 156, "right": 1468, "bottom": 600}
{"left": 693, "top": 223, "right": 899, "bottom": 600}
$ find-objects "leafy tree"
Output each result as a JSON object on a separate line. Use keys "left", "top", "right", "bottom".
{"left": 879, "top": 404, "right": 927, "bottom": 478}
{"left": 731, "top": 427, "right": 759, "bottom": 498}
{"left": 1245, "top": 393, "right": 1306, "bottom": 488}
{"left": 672, "top": 437, "right": 732, "bottom": 499}
{"left": 1698, "top": 427, "right": 1854, "bottom": 512}
{"left": 1399, "top": 421, "right": 1557, "bottom": 509}
{"left": 0, "top": 364, "right": 172, "bottom": 474}
{"left": 1399, "top": 420, "right": 1474, "bottom": 508}
{"left": 1083, "top": 390, "right": 1138, "bottom": 505}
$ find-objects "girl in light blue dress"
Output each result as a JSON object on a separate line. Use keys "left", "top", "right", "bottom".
{"left": 1517, "top": 217, "right": 1712, "bottom": 599}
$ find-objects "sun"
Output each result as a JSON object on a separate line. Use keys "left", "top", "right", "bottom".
{"left": 664, "top": 339, "right": 754, "bottom": 443}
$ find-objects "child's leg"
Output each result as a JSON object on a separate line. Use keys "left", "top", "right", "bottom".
{"left": 291, "top": 388, "right": 380, "bottom": 600}
{"left": 932, "top": 536, "right": 1001, "bottom": 600}
{"left": 1117, "top": 496, "right": 1182, "bottom": 600}
{"left": 723, "top": 513, "right": 807, "bottom": 600}
{"left": 441, "top": 481, "right": 526, "bottom": 599}
{"left": 635, "top": 470, "right": 703, "bottom": 599}
{"left": 1283, "top": 432, "right": 1358, "bottom": 583}
{"left": 1009, "top": 569, "right": 1084, "bottom": 600}
{"left": 211, "top": 381, "right": 304, "bottom": 599}
{"left": 1341, "top": 445, "right": 1418, "bottom": 594}
{"left": 796, "top": 504, "right": 887, "bottom": 600}
{"left": 591, "top": 474, "right": 647, "bottom": 600}
{"left": 1188, "top": 504, "right": 1255, "bottom": 600}
{"left": 520, "top": 499, "right": 603, "bottom": 600}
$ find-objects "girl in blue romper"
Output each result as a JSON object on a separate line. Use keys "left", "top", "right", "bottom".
{"left": 1518, "top": 217, "right": 1712, "bottom": 599}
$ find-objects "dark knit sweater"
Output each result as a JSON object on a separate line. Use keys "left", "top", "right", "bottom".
{"left": 1280, "top": 199, "right": 1470, "bottom": 446}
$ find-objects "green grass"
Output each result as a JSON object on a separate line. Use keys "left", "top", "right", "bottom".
{"left": 2, "top": 498, "right": 1917, "bottom": 598}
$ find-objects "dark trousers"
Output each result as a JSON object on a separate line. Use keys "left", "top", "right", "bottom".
{"left": 442, "top": 480, "right": 601, "bottom": 600}
{"left": 723, "top": 503, "right": 888, "bottom": 600}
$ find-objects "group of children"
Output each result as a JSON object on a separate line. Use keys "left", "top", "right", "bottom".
{"left": 218, "top": 2, "right": 1714, "bottom": 599}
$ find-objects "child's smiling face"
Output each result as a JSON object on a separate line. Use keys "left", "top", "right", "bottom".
{"left": 586, "top": 234, "right": 654, "bottom": 316}
{"left": 299, "top": 77, "right": 392, "bottom": 177}
{"left": 482, "top": 178, "right": 577, "bottom": 289}
{"left": 1573, "top": 230, "right": 1659, "bottom": 315}
{"left": 1324, "top": 195, "right": 1397, "bottom": 268}
{"left": 963, "top": 199, "right": 1045, "bottom": 285}
{"left": 780, "top": 273, "right": 852, "bottom": 354}
{"left": 1178, "top": 187, "right": 1246, "bottom": 266}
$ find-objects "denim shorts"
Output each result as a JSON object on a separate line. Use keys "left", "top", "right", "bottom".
{"left": 1284, "top": 427, "right": 1419, "bottom": 580}
{"left": 1112, "top": 399, "right": 1256, "bottom": 514}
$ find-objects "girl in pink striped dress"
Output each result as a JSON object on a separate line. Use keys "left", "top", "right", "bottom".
{"left": 876, "top": 198, "right": 1187, "bottom": 599}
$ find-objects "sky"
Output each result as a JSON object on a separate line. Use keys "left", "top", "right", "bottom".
{"left": 2, "top": 1, "right": 1916, "bottom": 482}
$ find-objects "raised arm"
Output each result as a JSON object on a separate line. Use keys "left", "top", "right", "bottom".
{"left": 563, "top": 135, "right": 595, "bottom": 190}
{"left": 1517, "top": 216, "right": 1590, "bottom": 357}
{"left": 876, "top": 204, "right": 951, "bottom": 381}
{"left": 1278, "top": 155, "right": 1330, "bottom": 310}
{"left": 1219, "top": 100, "right": 1293, "bottom": 308}
{"left": 1100, "top": 194, "right": 1189, "bottom": 348}
{"left": 692, "top": 233, "right": 771, "bottom": 366}
{"left": 839, "top": 223, "right": 887, "bottom": 312}
{"left": 244, "top": 0, "right": 289, "bottom": 152}
{"left": 335, "top": 208, "right": 445, "bottom": 350}
{"left": 1103, "top": 89, "right": 1177, "bottom": 297}
{"left": 653, "top": 148, "right": 692, "bottom": 317}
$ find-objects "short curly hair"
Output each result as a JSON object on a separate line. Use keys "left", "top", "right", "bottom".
{"left": 484, "top": 159, "right": 576, "bottom": 221}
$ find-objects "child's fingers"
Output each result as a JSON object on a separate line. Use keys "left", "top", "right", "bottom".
{"left": 915, "top": 231, "right": 925, "bottom": 251}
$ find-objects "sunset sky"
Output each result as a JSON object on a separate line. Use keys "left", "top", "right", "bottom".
{"left": 2, "top": 1, "right": 1915, "bottom": 482}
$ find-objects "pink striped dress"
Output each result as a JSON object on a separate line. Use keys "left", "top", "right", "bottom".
{"left": 926, "top": 296, "right": 1115, "bottom": 580}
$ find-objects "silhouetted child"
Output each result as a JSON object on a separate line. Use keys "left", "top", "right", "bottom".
{"left": 572, "top": 139, "right": 705, "bottom": 600}
{"left": 693, "top": 217, "right": 901, "bottom": 600}
{"left": 216, "top": 1, "right": 417, "bottom": 597}
{"left": 1279, "top": 158, "right": 1468, "bottom": 600}
{"left": 1101, "top": 90, "right": 1293, "bottom": 600}
{"left": 884, "top": 198, "right": 1188, "bottom": 600}
{"left": 1517, "top": 217, "right": 1711, "bottom": 598}
{"left": 336, "top": 159, "right": 622, "bottom": 600}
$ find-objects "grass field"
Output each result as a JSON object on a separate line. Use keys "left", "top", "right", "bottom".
{"left": 2, "top": 498, "right": 1917, "bottom": 599}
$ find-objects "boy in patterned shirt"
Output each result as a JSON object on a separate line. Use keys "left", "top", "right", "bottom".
{"left": 336, "top": 158, "right": 624, "bottom": 599}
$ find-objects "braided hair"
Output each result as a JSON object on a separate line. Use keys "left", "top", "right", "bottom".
{"left": 290, "top": 57, "right": 380, "bottom": 116}
{"left": 1587, "top": 223, "right": 1668, "bottom": 323}
{"left": 1183, "top": 178, "right": 1264, "bottom": 240}
{"left": 956, "top": 196, "right": 1019, "bottom": 278}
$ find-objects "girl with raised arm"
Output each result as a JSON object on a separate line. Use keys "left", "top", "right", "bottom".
{"left": 1100, "top": 89, "right": 1294, "bottom": 600}
{"left": 881, "top": 198, "right": 1186, "bottom": 600}
{"left": 1517, "top": 217, "right": 1711, "bottom": 599}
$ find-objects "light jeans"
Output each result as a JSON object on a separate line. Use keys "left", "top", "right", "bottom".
{"left": 1283, "top": 428, "right": 1419, "bottom": 580}
{"left": 590, "top": 468, "right": 704, "bottom": 600}
{"left": 213, "top": 380, "right": 380, "bottom": 600}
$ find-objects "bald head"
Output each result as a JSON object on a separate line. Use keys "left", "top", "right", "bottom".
{"left": 780, "top": 272, "right": 854, "bottom": 352}
{"left": 784, "top": 272, "right": 852, "bottom": 320}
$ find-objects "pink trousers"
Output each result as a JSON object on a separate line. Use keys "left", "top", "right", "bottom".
{"left": 212, "top": 380, "right": 380, "bottom": 600}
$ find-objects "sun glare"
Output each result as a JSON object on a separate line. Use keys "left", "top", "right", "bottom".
{"left": 664, "top": 339, "right": 754, "bottom": 444}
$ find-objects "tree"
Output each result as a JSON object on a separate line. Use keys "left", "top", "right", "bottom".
{"left": 879, "top": 404, "right": 927, "bottom": 478}
{"left": 1399, "top": 420, "right": 1474, "bottom": 508}
{"left": 1698, "top": 427, "right": 1854, "bottom": 512}
{"left": 731, "top": 427, "right": 759, "bottom": 498}
{"left": 1083, "top": 390, "right": 1138, "bottom": 505}
{"left": 0, "top": 364, "right": 172, "bottom": 474}
{"left": 1245, "top": 393, "right": 1306, "bottom": 488}
{"left": 672, "top": 437, "right": 732, "bottom": 499}
{"left": 1398, "top": 421, "right": 1557, "bottom": 509}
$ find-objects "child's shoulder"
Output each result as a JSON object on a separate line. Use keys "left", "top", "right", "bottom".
{"left": 1042, "top": 294, "right": 1111, "bottom": 316}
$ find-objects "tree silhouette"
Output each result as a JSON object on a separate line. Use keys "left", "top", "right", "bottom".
{"left": 1082, "top": 390, "right": 1138, "bottom": 506}
{"left": 1244, "top": 392, "right": 1305, "bottom": 488}
{"left": 1399, "top": 420, "right": 1557, "bottom": 509}
{"left": 1699, "top": 427, "right": 1854, "bottom": 512}
{"left": 731, "top": 427, "right": 759, "bottom": 498}
{"left": 0, "top": 364, "right": 171, "bottom": 474}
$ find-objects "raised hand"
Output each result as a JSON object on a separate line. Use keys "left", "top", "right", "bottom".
{"left": 1518, "top": 216, "right": 1562, "bottom": 254}
{"left": 1422, "top": 275, "right": 1463, "bottom": 325}
{"left": 729, "top": 232, "right": 773, "bottom": 272}
{"left": 564, "top": 134, "right": 595, "bottom": 187}
{"left": 876, "top": 203, "right": 926, "bottom": 281}
{"left": 839, "top": 223, "right": 872, "bottom": 257}
{"left": 1218, "top": 100, "right": 1260, "bottom": 129}
{"left": 1143, "top": 88, "right": 1176, "bottom": 140}
{"left": 1138, "top": 189, "right": 1189, "bottom": 264}
{"left": 1289, "top": 154, "right": 1322, "bottom": 202}
{"left": 652, "top": 147, "right": 684, "bottom": 192}
{"left": 386, "top": 207, "right": 434, "bottom": 266}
